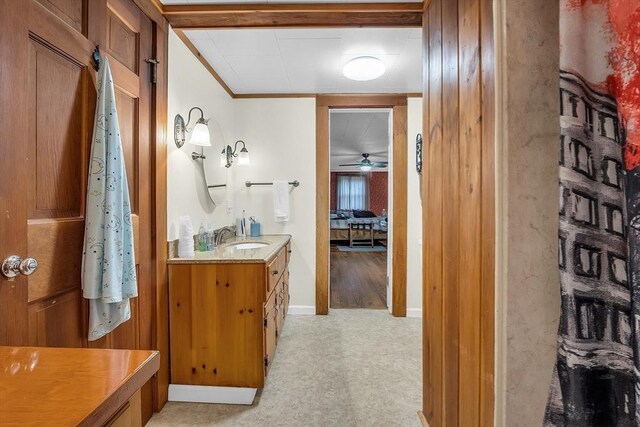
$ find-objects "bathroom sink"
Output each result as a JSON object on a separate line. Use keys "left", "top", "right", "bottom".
{"left": 227, "top": 242, "right": 270, "bottom": 250}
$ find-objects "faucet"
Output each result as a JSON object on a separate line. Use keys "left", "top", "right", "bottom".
{"left": 215, "top": 226, "right": 236, "bottom": 246}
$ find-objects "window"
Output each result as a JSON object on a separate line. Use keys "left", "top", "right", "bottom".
{"left": 559, "top": 185, "right": 569, "bottom": 216}
{"left": 576, "top": 296, "right": 607, "bottom": 340}
{"left": 574, "top": 243, "right": 601, "bottom": 278}
{"left": 336, "top": 174, "right": 369, "bottom": 211}
{"left": 608, "top": 253, "right": 628, "bottom": 287}
{"left": 598, "top": 113, "right": 619, "bottom": 141}
{"left": 572, "top": 190, "right": 598, "bottom": 226}
{"left": 612, "top": 307, "right": 631, "bottom": 345}
{"left": 602, "top": 158, "right": 621, "bottom": 188}
{"left": 603, "top": 203, "right": 624, "bottom": 236}
{"left": 570, "top": 139, "right": 595, "bottom": 179}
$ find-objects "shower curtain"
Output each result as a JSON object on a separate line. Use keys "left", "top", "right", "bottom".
{"left": 546, "top": 1, "right": 640, "bottom": 425}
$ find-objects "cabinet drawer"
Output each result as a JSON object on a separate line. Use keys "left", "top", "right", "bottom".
{"left": 266, "top": 246, "right": 287, "bottom": 296}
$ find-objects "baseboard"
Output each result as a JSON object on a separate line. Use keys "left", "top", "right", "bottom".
{"left": 287, "top": 305, "right": 316, "bottom": 315}
{"left": 168, "top": 384, "right": 257, "bottom": 405}
{"left": 407, "top": 308, "right": 422, "bottom": 318}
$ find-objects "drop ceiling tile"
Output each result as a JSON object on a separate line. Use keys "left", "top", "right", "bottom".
{"left": 182, "top": 29, "right": 210, "bottom": 40}
{"left": 209, "top": 29, "right": 279, "bottom": 56}
{"left": 341, "top": 28, "right": 412, "bottom": 55}
{"left": 225, "top": 55, "right": 290, "bottom": 92}
{"left": 277, "top": 38, "right": 342, "bottom": 58}
{"left": 274, "top": 29, "right": 345, "bottom": 39}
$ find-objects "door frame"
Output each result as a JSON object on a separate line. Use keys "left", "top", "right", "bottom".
{"left": 316, "top": 95, "right": 407, "bottom": 316}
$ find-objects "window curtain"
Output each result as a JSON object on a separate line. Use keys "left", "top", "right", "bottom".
{"left": 336, "top": 174, "right": 369, "bottom": 211}
{"left": 545, "top": 1, "right": 640, "bottom": 425}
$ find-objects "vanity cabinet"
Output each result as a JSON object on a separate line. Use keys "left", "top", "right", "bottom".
{"left": 168, "top": 237, "right": 291, "bottom": 389}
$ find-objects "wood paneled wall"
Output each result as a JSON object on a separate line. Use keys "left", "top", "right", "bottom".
{"left": 421, "top": 0, "right": 494, "bottom": 425}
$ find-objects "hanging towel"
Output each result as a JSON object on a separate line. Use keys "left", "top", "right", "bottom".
{"left": 272, "top": 180, "right": 290, "bottom": 223}
{"left": 82, "top": 57, "right": 137, "bottom": 341}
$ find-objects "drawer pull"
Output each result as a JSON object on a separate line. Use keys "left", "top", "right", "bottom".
{"left": 272, "top": 270, "right": 279, "bottom": 275}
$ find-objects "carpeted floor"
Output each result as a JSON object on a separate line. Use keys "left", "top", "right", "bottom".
{"left": 148, "top": 310, "right": 422, "bottom": 427}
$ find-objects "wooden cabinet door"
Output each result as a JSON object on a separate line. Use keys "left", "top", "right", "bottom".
{"left": 264, "top": 288, "right": 277, "bottom": 377}
{"left": 0, "top": 0, "right": 153, "bottom": 352}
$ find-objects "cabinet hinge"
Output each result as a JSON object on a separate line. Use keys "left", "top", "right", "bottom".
{"left": 264, "top": 356, "right": 269, "bottom": 367}
{"left": 264, "top": 317, "right": 268, "bottom": 328}
{"left": 275, "top": 329, "right": 278, "bottom": 338}
{"left": 145, "top": 58, "right": 159, "bottom": 84}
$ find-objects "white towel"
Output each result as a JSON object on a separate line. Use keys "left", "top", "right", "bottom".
{"left": 81, "top": 57, "right": 137, "bottom": 341}
{"left": 273, "top": 181, "right": 290, "bottom": 222}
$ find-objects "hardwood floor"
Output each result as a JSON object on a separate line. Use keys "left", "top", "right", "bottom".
{"left": 330, "top": 249, "right": 387, "bottom": 309}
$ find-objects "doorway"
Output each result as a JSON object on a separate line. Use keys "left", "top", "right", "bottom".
{"left": 329, "top": 109, "right": 391, "bottom": 309}
{"left": 316, "top": 95, "right": 407, "bottom": 316}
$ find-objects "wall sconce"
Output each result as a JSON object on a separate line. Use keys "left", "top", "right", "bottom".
{"left": 220, "top": 140, "right": 250, "bottom": 168}
{"left": 174, "top": 107, "right": 211, "bottom": 151}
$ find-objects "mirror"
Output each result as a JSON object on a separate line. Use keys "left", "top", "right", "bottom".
{"left": 196, "top": 122, "right": 227, "bottom": 206}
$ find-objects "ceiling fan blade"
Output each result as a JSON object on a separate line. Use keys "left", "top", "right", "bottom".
{"left": 339, "top": 163, "right": 363, "bottom": 167}
{"left": 371, "top": 162, "right": 388, "bottom": 167}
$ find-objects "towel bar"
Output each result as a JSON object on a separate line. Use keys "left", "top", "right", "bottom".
{"left": 245, "top": 180, "right": 299, "bottom": 188}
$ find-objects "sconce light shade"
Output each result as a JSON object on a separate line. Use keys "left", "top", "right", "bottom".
{"left": 174, "top": 107, "right": 211, "bottom": 149}
{"left": 190, "top": 121, "right": 211, "bottom": 147}
{"left": 220, "top": 140, "right": 250, "bottom": 168}
{"left": 237, "top": 147, "right": 250, "bottom": 165}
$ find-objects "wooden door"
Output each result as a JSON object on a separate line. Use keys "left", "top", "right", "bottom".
{"left": 0, "top": 0, "right": 154, "bottom": 408}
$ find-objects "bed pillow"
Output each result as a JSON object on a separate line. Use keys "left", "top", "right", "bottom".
{"left": 353, "top": 210, "right": 377, "bottom": 218}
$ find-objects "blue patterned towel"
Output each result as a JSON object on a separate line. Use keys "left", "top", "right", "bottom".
{"left": 82, "top": 57, "right": 137, "bottom": 341}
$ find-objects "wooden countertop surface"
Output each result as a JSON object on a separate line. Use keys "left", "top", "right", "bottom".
{"left": 0, "top": 346, "right": 160, "bottom": 426}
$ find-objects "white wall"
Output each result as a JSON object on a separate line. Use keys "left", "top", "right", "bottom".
{"left": 233, "top": 98, "right": 317, "bottom": 309}
{"left": 406, "top": 98, "right": 423, "bottom": 315}
{"left": 167, "top": 30, "right": 235, "bottom": 240}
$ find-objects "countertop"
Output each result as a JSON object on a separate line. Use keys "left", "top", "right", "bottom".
{"left": 167, "top": 234, "right": 291, "bottom": 264}
{"left": 0, "top": 346, "right": 159, "bottom": 426}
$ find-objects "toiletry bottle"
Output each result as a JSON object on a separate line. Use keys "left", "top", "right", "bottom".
{"left": 198, "top": 222, "right": 207, "bottom": 251}
{"left": 207, "top": 222, "right": 215, "bottom": 250}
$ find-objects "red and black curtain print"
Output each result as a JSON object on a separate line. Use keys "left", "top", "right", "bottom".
{"left": 546, "top": 1, "right": 640, "bottom": 425}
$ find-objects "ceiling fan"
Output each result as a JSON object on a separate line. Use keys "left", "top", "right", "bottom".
{"left": 339, "top": 153, "right": 388, "bottom": 171}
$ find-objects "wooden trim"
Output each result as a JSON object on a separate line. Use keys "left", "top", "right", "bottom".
{"left": 165, "top": 3, "right": 424, "bottom": 13}
{"left": 391, "top": 104, "right": 407, "bottom": 317}
{"left": 479, "top": 0, "right": 495, "bottom": 423}
{"left": 315, "top": 105, "right": 330, "bottom": 315}
{"left": 132, "top": 0, "right": 167, "bottom": 30}
{"left": 152, "top": 18, "right": 170, "bottom": 412}
{"left": 164, "top": 3, "right": 423, "bottom": 29}
{"left": 417, "top": 411, "right": 430, "bottom": 427}
{"left": 173, "top": 29, "right": 235, "bottom": 99}
{"left": 315, "top": 94, "right": 408, "bottom": 317}
{"left": 234, "top": 93, "right": 317, "bottom": 99}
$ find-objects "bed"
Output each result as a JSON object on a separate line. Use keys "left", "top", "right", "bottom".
{"left": 329, "top": 210, "right": 388, "bottom": 243}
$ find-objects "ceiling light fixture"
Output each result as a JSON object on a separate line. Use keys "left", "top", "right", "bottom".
{"left": 343, "top": 56, "right": 386, "bottom": 81}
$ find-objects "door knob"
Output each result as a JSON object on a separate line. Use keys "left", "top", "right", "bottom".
{"left": 19, "top": 258, "right": 38, "bottom": 276}
{"left": 2, "top": 256, "right": 22, "bottom": 278}
{"left": 1, "top": 256, "right": 38, "bottom": 278}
